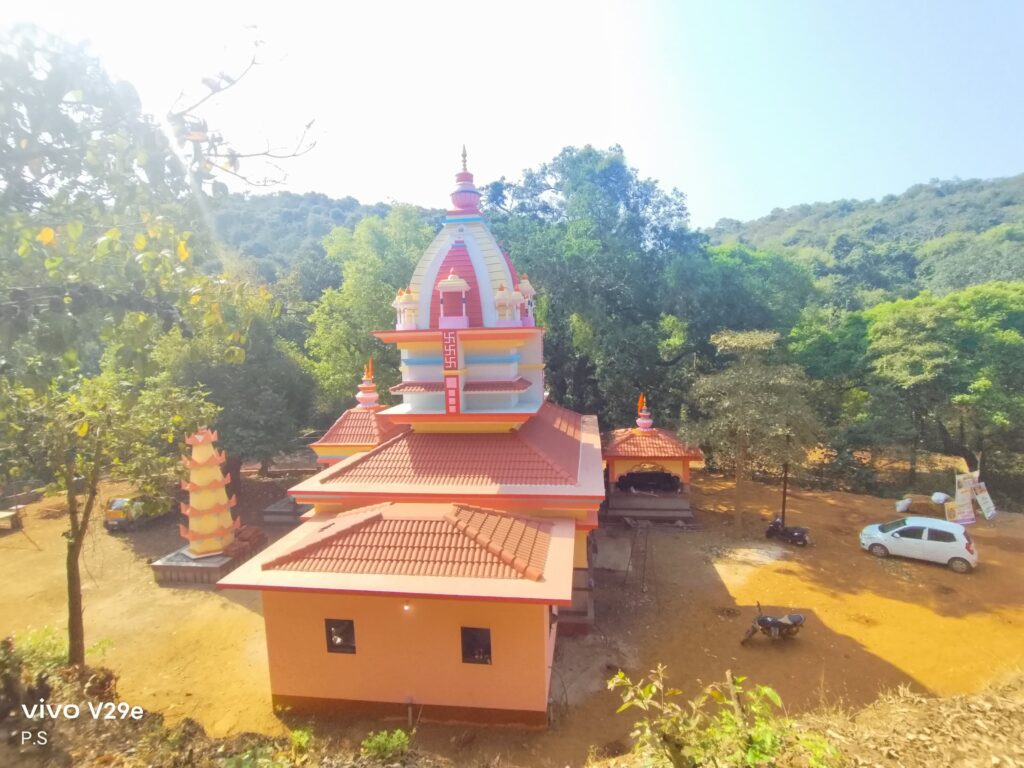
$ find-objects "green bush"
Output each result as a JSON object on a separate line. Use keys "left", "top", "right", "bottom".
{"left": 289, "top": 726, "right": 312, "bottom": 755}
{"left": 609, "top": 665, "right": 840, "bottom": 767}
{"left": 12, "top": 627, "right": 113, "bottom": 672}
{"left": 14, "top": 627, "right": 67, "bottom": 673}
{"left": 360, "top": 728, "right": 410, "bottom": 761}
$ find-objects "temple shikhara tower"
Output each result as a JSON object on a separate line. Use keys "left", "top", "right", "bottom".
{"left": 221, "top": 151, "right": 604, "bottom": 724}
{"left": 180, "top": 428, "right": 238, "bottom": 556}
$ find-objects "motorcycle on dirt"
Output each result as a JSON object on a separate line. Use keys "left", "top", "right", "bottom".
{"left": 740, "top": 602, "right": 805, "bottom": 644}
{"left": 765, "top": 517, "right": 809, "bottom": 546}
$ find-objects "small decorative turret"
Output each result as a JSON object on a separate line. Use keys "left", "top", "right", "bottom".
{"left": 437, "top": 268, "right": 470, "bottom": 329}
{"left": 392, "top": 287, "right": 418, "bottom": 330}
{"left": 179, "top": 428, "right": 239, "bottom": 556}
{"left": 494, "top": 282, "right": 522, "bottom": 327}
{"left": 518, "top": 273, "right": 536, "bottom": 327}
{"left": 355, "top": 358, "right": 381, "bottom": 410}
{"left": 450, "top": 145, "right": 481, "bottom": 214}
{"left": 636, "top": 393, "right": 654, "bottom": 431}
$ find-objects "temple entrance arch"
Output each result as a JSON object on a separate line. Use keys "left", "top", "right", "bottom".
{"left": 615, "top": 462, "right": 681, "bottom": 493}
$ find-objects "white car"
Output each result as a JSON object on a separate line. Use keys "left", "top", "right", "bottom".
{"left": 859, "top": 516, "right": 978, "bottom": 573}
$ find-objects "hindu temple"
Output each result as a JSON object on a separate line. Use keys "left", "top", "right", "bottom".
{"left": 220, "top": 152, "right": 605, "bottom": 724}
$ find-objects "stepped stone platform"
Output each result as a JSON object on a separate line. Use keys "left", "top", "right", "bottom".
{"left": 603, "top": 488, "right": 694, "bottom": 523}
{"left": 262, "top": 497, "right": 313, "bottom": 526}
{"left": 152, "top": 527, "right": 268, "bottom": 585}
{"left": 151, "top": 547, "right": 239, "bottom": 585}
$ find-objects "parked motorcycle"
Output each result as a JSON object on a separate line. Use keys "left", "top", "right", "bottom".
{"left": 740, "top": 602, "right": 805, "bottom": 644}
{"left": 765, "top": 517, "right": 809, "bottom": 546}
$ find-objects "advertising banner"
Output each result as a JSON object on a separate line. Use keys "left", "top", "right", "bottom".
{"left": 973, "top": 481, "right": 998, "bottom": 520}
{"left": 950, "top": 472, "right": 979, "bottom": 525}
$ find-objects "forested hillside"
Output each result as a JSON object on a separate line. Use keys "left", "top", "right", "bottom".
{"left": 709, "top": 174, "right": 1024, "bottom": 300}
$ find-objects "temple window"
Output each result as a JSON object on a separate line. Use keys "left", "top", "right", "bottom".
{"left": 325, "top": 619, "right": 356, "bottom": 654}
{"left": 461, "top": 627, "right": 492, "bottom": 664}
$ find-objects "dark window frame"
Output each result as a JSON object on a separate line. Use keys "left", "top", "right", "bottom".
{"left": 897, "top": 526, "right": 926, "bottom": 540}
{"left": 461, "top": 626, "right": 492, "bottom": 665}
{"left": 325, "top": 619, "right": 356, "bottom": 654}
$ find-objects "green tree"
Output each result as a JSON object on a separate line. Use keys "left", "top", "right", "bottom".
{"left": 488, "top": 145, "right": 703, "bottom": 426}
{"left": 0, "top": 28, "right": 276, "bottom": 666}
{"left": 307, "top": 205, "right": 433, "bottom": 411}
{"left": 863, "top": 293, "right": 960, "bottom": 483}
{"left": 3, "top": 364, "right": 216, "bottom": 664}
{"left": 155, "top": 319, "right": 314, "bottom": 475}
{"left": 690, "top": 331, "right": 820, "bottom": 527}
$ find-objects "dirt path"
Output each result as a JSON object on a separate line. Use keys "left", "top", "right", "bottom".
{"left": 0, "top": 480, "right": 290, "bottom": 739}
{"left": 1, "top": 475, "right": 1021, "bottom": 767}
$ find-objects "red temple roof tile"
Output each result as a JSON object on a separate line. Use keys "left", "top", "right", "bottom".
{"left": 602, "top": 427, "right": 704, "bottom": 460}
{"left": 463, "top": 377, "right": 532, "bottom": 393}
{"left": 262, "top": 504, "right": 551, "bottom": 581}
{"left": 312, "top": 408, "right": 408, "bottom": 448}
{"left": 389, "top": 381, "right": 444, "bottom": 394}
{"left": 318, "top": 402, "right": 582, "bottom": 488}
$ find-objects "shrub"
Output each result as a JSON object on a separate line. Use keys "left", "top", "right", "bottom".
{"left": 289, "top": 726, "right": 312, "bottom": 755}
{"left": 14, "top": 626, "right": 67, "bottom": 673}
{"left": 360, "top": 728, "right": 410, "bottom": 761}
{"left": 12, "top": 627, "right": 113, "bottom": 672}
{"left": 608, "top": 665, "right": 840, "bottom": 767}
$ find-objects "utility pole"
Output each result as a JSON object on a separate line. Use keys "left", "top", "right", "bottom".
{"left": 780, "top": 460, "right": 789, "bottom": 527}
{"left": 780, "top": 432, "right": 792, "bottom": 526}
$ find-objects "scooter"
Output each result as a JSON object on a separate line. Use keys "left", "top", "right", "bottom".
{"left": 740, "top": 602, "right": 805, "bottom": 644}
{"left": 765, "top": 516, "right": 809, "bottom": 546}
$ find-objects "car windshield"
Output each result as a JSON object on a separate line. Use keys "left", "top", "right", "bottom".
{"left": 879, "top": 519, "right": 907, "bottom": 533}
{"left": 109, "top": 499, "right": 128, "bottom": 510}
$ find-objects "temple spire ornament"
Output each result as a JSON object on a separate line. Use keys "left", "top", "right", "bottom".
{"left": 355, "top": 358, "right": 382, "bottom": 410}
{"left": 636, "top": 393, "right": 654, "bottom": 431}
{"left": 461, "top": 144, "right": 468, "bottom": 172}
{"left": 179, "top": 428, "right": 239, "bottom": 556}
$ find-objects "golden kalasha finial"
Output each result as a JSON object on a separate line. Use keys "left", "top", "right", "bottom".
{"left": 364, "top": 357, "right": 374, "bottom": 381}
{"left": 637, "top": 392, "right": 646, "bottom": 413}
{"left": 461, "top": 145, "right": 468, "bottom": 172}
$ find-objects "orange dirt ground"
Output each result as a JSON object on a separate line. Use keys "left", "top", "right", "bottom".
{"left": 1, "top": 475, "right": 1021, "bottom": 767}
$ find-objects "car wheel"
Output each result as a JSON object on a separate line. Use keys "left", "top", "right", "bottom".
{"left": 869, "top": 544, "right": 889, "bottom": 558}
{"left": 948, "top": 557, "right": 972, "bottom": 574}
{"left": 796, "top": 537, "right": 808, "bottom": 547}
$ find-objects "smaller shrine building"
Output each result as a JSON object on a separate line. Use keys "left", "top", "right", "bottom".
{"left": 602, "top": 395, "right": 703, "bottom": 523}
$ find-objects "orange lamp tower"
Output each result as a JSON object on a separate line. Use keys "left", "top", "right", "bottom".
{"left": 179, "top": 428, "right": 238, "bottom": 556}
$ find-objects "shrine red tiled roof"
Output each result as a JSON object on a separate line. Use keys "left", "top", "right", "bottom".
{"left": 262, "top": 504, "right": 550, "bottom": 581}
{"left": 312, "top": 408, "right": 408, "bottom": 448}
{"left": 389, "top": 381, "right": 444, "bottom": 394}
{"left": 463, "top": 377, "right": 532, "bottom": 393}
{"left": 602, "top": 427, "right": 703, "bottom": 459}
{"left": 318, "top": 402, "right": 582, "bottom": 487}
{"left": 391, "top": 378, "right": 532, "bottom": 395}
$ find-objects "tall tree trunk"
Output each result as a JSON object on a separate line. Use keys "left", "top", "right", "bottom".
{"left": 65, "top": 436, "right": 104, "bottom": 667}
{"left": 907, "top": 441, "right": 917, "bottom": 486}
{"left": 66, "top": 537, "right": 85, "bottom": 665}
{"left": 224, "top": 454, "right": 243, "bottom": 500}
{"left": 734, "top": 434, "right": 748, "bottom": 531}
{"left": 935, "top": 418, "right": 979, "bottom": 472}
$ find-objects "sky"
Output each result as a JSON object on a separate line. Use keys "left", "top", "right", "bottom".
{"left": 8, "top": 1, "right": 1024, "bottom": 227}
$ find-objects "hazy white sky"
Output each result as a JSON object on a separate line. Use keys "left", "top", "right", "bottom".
{"left": 8, "top": 1, "right": 1024, "bottom": 227}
